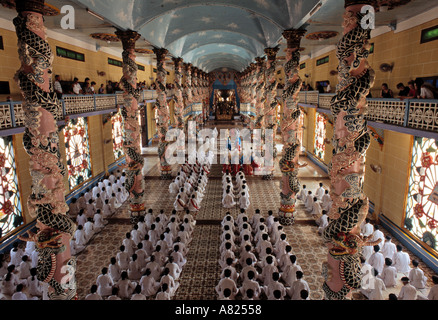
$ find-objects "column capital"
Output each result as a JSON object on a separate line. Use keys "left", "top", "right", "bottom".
{"left": 115, "top": 29, "right": 140, "bottom": 50}
{"left": 172, "top": 57, "right": 184, "bottom": 68}
{"left": 153, "top": 47, "right": 168, "bottom": 62}
{"left": 13, "top": 0, "right": 45, "bottom": 14}
{"left": 344, "top": 0, "right": 376, "bottom": 8}
{"left": 264, "top": 47, "right": 279, "bottom": 61}
{"left": 282, "top": 29, "right": 307, "bottom": 49}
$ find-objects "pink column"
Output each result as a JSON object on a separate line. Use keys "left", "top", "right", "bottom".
{"left": 322, "top": 0, "right": 377, "bottom": 300}
{"left": 115, "top": 29, "right": 146, "bottom": 223}
{"left": 12, "top": 0, "right": 76, "bottom": 300}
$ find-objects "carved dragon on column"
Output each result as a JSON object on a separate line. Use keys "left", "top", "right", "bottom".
{"left": 11, "top": 0, "right": 76, "bottom": 300}
{"left": 173, "top": 57, "right": 185, "bottom": 131}
{"left": 262, "top": 47, "right": 280, "bottom": 179}
{"left": 254, "top": 60, "right": 265, "bottom": 129}
{"left": 322, "top": 0, "right": 380, "bottom": 300}
{"left": 278, "top": 29, "right": 307, "bottom": 226}
{"left": 115, "top": 29, "right": 146, "bottom": 224}
{"left": 153, "top": 48, "right": 172, "bottom": 179}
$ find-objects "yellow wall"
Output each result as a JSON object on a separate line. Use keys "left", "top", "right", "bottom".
{"left": 299, "top": 18, "right": 438, "bottom": 97}
{"left": 0, "top": 27, "right": 155, "bottom": 101}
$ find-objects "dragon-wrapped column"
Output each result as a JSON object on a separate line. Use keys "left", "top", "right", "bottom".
{"left": 172, "top": 57, "right": 185, "bottom": 132}
{"left": 278, "top": 29, "right": 307, "bottom": 226}
{"left": 322, "top": 0, "right": 377, "bottom": 300}
{"left": 262, "top": 47, "right": 279, "bottom": 180}
{"left": 153, "top": 48, "right": 172, "bottom": 179}
{"left": 115, "top": 29, "right": 146, "bottom": 224}
{"left": 12, "top": 0, "right": 77, "bottom": 300}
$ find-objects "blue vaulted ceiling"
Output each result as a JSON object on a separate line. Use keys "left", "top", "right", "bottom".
{"left": 71, "top": 0, "right": 321, "bottom": 72}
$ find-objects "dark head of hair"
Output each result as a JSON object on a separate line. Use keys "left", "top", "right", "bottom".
{"left": 296, "top": 270, "right": 304, "bottom": 279}
{"left": 300, "top": 289, "right": 309, "bottom": 300}
{"left": 385, "top": 258, "right": 393, "bottom": 266}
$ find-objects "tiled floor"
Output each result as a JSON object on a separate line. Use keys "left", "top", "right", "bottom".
{"left": 72, "top": 122, "right": 437, "bottom": 301}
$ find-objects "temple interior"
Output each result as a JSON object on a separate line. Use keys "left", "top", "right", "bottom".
{"left": 0, "top": 0, "right": 437, "bottom": 303}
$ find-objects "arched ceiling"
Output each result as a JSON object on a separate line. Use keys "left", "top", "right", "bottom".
{"left": 71, "top": 0, "right": 321, "bottom": 72}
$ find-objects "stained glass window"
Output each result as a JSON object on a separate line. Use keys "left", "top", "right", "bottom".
{"left": 0, "top": 136, "right": 23, "bottom": 239}
{"left": 64, "top": 117, "right": 92, "bottom": 190}
{"left": 314, "top": 112, "right": 327, "bottom": 161}
{"left": 111, "top": 111, "right": 124, "bottom": 160}
{"left": 405, "top": 137, "right": 438, "bottom": 253}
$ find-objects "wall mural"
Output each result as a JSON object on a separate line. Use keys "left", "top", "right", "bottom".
{"left": 405, "top": 137, "right": 438, "bottom": 253}
{"left": 0, "top": 136, "right": 23, "bottom": 239}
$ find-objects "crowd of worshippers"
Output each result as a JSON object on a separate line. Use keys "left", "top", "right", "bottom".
{"left": 85, "top": 208, "right": 196, "bottom": 300}
{"left": 358, "top": 218, "right": 437, "bottom": 300}
{"left": 68, "top": 170, "right": 129, "bottom": 256}
{"left": 297, "top": 183, "right": 332, "bottom": 236}
{"left": 215, "top": 210, "right": 310, "bottom": 300}
{"left": 222, "top": 169, "right": 250, "bottom": 210}
{"left": 170, "top": 159, "right": 211, "bottom": 213}
{"left": 0, "top": 170, "right": 130, "bottom": 300}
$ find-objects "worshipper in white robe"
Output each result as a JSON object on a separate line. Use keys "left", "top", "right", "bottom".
{"left": 145, "top": 255, "right": 163, "bottom": 282}
{"left": 239, "top": 192, "right": 250, "bottom": 210}
{"left": 18, "top": 255, "right": 31, "bottom": 280}
{"left": 317, "top": 211, "right": 329, "bottom": 235}
{"left": 371, "top": 225, "right": 385, "bottom": 247}
{"left": 361, "top": 218, "right": 374, "bottom": 237}
{"left": 381, "top": 235, "right": 397, "bottom": 261}
{"left": 131, "top": 285, "right": 146, "bottom": 300}
{"left": 116, "top": 245, "right": 130, "bottom": 271}
{"left": 139, "top": 268, "right": 160, "bottom": 298}
{"left": 115, "top": 188, "right": 126, "bottom": 206}
{"left": 70, "top": 238, "right": 84, "bottom": 256}
{"left": 116, "top": 271, "right": 136, "bottom": 299}
{"left": 128, "top": 254, "right": 143, "bottom": 281}
{"left": 108, "top": 257, "right": 122, "bottom": 283}
{"left": 296, "top": 185, "right": 307, "bottom": 202}
{"left": 398, "top": 277, "right": 417, "bottom": 300}
{"left": 240, "top": 275, "right": 261, "bottom": 300}
{"left": 68, "top": 198, "right": 79, "bottom": 219}
{"left": 278, "top": 245, "right": 294, "bottom": 271}
{"left": 83, "top": 218, "right": 95, "bottom": 243}
{"left": 369, "top": 245, "right": 385, "bottom": 275}
{"left": 76, "top": 209, "right": 87, "bottom": 227}
{"left": 428, "top": 275, "right": 438, "bottom": 300}
{"left": 94, "top": 194, "right": 104, "bottom": 212}
{"left": 409, "top": 260, "right": 428, "bottom": 289}
{"left": 96, "top": 267, "right": 114, "bottom": 297}
{"left": 123, "top": 232, "right": 136, "bottom": 257}
{"left": 26, "top": 268, "right": 42, "bottom": 299}
{"left": 165, "top": 256, "right": 182, "bottom": 281}
{"left": 130, "top": 225, "right": 142, "bottom": 246}
{"left": 174, "top": 195, "right": 186, "bottom": 212}
{"left": 315, "top": 182, "right": 325, "bottom": 201}
{"left": 281, "top": 255, "right": 302, "bottom": 287}
{"left": 378, "top": 258, "right": 398, "bottom": 288}
{"left": 265, "top": 272, "right": 287, "bottom": 300}
{"left": 74, "top": 225, "right": 87, "bottom": 248}
{"left": 93, "top": 210, "right": 107, "bottom": 233}
{"left": 160, "top": 268, "right": 179, "bottom": 296}
{"left": 11, "top": 284, "right": 28, "bottom": 300}
{"left": 367, "top": 269, "right": 387, "bottom": 300}
{"left": 141, "top": 234, "right": 155, "bottom": 257}
{"left": 393, "top": 244, "right": 411, "bottom": 274}
{"left": 304, "top": 191, "right": 314, "bottom": 213}
{"left": 258, "top": 256, "right": 278, "bottom": 287}
{"left": 216, "top": 269, "right": 238, "bottom": 299}
{"left": 156, "top": 283, "right": 172, "bottom": 300}
{"left": 84, "top": 285, "right": 103, "bottom": 300}
{"left": 222, "top": 189, "right": 236, "bottom": 208}
{"left": 85, "top": 199, "right": 95, "bottom": 219}
{"left": 171, "top": 245, "right": 187, "bottom": 269}
{"left": 102, "top": 199, "right": 113, "bottom": 218}
{"left": 187, "top": 194, "right": 200, "bottom": 212}
{"left": 169, "top": 178, "right": 181, "bottom": 195}
{"left": 321, "top": 190, "right": 332, "bottom": 212}
{"left": 288, "top": 271, "right": 310, "bottom": 300}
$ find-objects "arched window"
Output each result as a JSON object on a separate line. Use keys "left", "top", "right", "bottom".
{"left": 111, "top": 111, "right": 124, "bottom": 160}
{"left": 0, "top": 136, "right": 23, "bottom": 239}
{"left": 314, "top": 112, "right": 327, "bottom": 161}
{"left": 64, "top": 117, "right": 92, "bottom": 190}
{"left": 405, "top": 137, "right": 438, "bottom": 253}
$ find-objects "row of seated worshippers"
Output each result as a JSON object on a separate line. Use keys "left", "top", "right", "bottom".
{"left": 171, "top": 161, "right": 210, "bottom": 213}
{"left": 222, "top": 170, "right": 250, "bottom": 210}
{"left": 0, "top": 241, "right": 49, "bottom": 300}
{"left": 85, "top": 208, "right": 197, "bottom": 300}
{"left": 215, "top": 209, "right": 311, "bottom": 300}
{"left": 357, "top": 218, "right": 436, "bottom": 300}
{"left": 69, "top": 172, "right": 130, "bottom": 256}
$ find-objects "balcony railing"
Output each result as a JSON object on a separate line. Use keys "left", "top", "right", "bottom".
{"left": 0, "top": 90, "right": 162, "bottom": 135}
{"left": 290, "top": 91, "right": 438, "bottom": 134}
